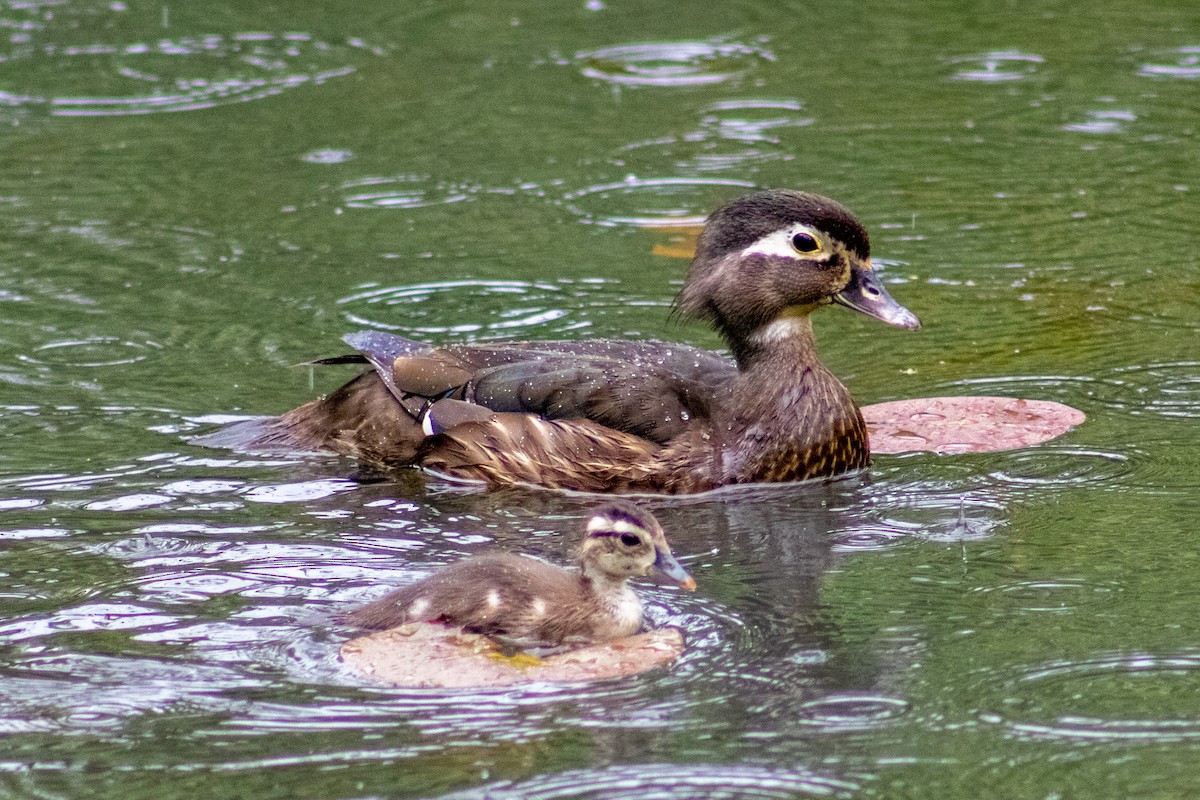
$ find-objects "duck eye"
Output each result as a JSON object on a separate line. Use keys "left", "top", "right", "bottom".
{"left": 790, "top": 232, "right": 821, "bottom": 254}
{"left": 619, "top": 533, "right": 641, "bottom": 547}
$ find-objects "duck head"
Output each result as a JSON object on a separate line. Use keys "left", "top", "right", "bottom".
{"left": 675, "top": 189, "right": 920, "bottom": 366}
{"left": 579, "top": 500, "right": 696, "bottom": 590}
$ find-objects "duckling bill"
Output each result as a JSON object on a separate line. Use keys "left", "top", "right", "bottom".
{"left": 198, "top": 189, "right": 920, "bottom": 493}
{"left": 345, "top": 501, "right": 695, "bottom": 646}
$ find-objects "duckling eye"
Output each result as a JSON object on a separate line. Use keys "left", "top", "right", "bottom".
{"left": 619, "top": 533, "right": 641, "bottom": 547}
{"left": 790, "top": 232, "right": 821, "bottom": 254}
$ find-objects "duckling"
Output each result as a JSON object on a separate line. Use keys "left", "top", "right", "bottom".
{"left": 198, "top": 189, "right": 919, "bottom": 493}
{"left": 345, "top": 500, "right": 695, "bottom": 646}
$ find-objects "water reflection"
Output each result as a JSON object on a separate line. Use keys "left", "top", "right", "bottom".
{"left": 0, "top": 654, "right": 264, "bottom": 733}
{"left": 242, "top": 479, "right": 359, "bottom": 504}
{"left": 613, "top": 99, "right": 812, "bottom": 176}
{"left": 563, "top": 176, "right": 755, "bottom": 226}
{"left": 972, "top": 578, "right": 1124, "bottom": 615}
{"left": 1137, "top": 46, "right": 1200, "bottom": 79}
{"left": 987, "top": 444, "right": 1142, "bottom": 490}
{"left": 947, "top": 362, "right": 1200, "bottom": 423}
{"left": 0, "top": 498, "right": 43, "bottom": 511}
{"left": 436, "top": 763, "right": 859, "bottom": 799}
{"left": 0, "top": 450, "right": 996, "bottom": 758}
{"left": 3, "top": 0, "right": 1200, "bottom": 794}
{"left": 18, "top": 337, "right": 160, "bottom": 368}
{"left": 616, "top": 133, "right": 789, "bottom": 175}
{"left": 337, "top": 278, "right": 613, "bottom": 338}
{"left": 0, "top": 22, "right": 379, "bottom": 117}
{"left": 83, "top": 492, "right": 173, "bottom": 511}
{"left": 700, "top": 99, "right": 813, "bottom": 143}
{"left": 0, "top": 215, "right": 267, "bottom": 398}
{"left": 302, "top": 148, "right": 354, "bottom": 165}
{"left": 340, "top": 176, "right": 479, "bottom": 210}
{"left": 795, "top": 693, "right": 911, "bottom": 732}
{"left": 980, "top": 652, "right": 1200, "bottom": 742}
{"left": 1, "top": 382, "right": 1191, "bottom": 796}
{"left": 1062, "top": 108, "right": 1137, "bottom": 134}
{"left": 948, "top": 51, "right": 1044, "bottom": 82}
{"left": 1111, "top": 362, "right": 1200, "bottom": 419}
{"left": 577, "top": 40, "right": 773, "bottom": 88}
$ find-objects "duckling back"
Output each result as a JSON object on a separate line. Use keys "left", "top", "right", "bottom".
{"left": 344, "top": 553, "right": 643, "bottom": 645}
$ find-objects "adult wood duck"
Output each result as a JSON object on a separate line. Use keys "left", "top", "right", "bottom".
{"left": 198, "top": 189, "right": 920, "bottom": 493}
{"left": 345, "top": 500, "right": 695, "bottom": 645}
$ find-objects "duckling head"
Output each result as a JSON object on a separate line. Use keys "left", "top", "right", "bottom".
{"left": 579, "top": 500, "right": 696, "bottom": 590}
{"left": 675, "top": 189, "right": 919, "bottom": 365}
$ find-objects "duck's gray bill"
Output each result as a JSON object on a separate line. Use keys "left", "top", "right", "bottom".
{"left": 655, "top": 550, "right": 697, "bottom": 591}
{"left": 834, "top": 266, "right": 921, "bottom": 330}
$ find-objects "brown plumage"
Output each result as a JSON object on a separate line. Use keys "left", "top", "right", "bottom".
{"left": 344, "top": 500, "right": 696, "bottom": 645}
{"left": 196, "top": 189, "right": 920, "bottom": 493}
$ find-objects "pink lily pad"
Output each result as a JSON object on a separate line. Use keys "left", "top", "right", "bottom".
{"left": 862, "top": 396, "right": 1085, "bottom": 455}
{"left": 341, "top": 622, "right": 685, "bottom": 688}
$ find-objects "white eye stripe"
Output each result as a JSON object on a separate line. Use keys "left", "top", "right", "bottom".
{"left": 586, "top": 518, "right": 647, "bottom": 538}
{"left": 740, "top": 225, "right": 827, "bottom": 259}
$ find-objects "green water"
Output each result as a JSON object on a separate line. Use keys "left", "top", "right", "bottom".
{"left": 2, "top": 1, "right": 1199, "bottom": 798}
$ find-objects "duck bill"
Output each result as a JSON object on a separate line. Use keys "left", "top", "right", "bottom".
{"left": 834, "top": 262, "right": 921, "bottom": 330}
{"left": 654, "top": 549, "right": 697, "bottom": 591}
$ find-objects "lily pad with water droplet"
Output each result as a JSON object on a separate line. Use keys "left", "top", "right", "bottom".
{"left": 341, "top": 622, "right": 685, "bottom": 688}
{"left": 862, "top": 396, "right": 1085, "bottom": 454}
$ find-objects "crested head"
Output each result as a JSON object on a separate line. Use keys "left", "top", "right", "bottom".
{"left": 673, "top": 189, "right": 918, "bottom": 363}
{"left": 695, "top": 189, "right": 870, "bottom": 262}
{"left": 579, "top": 500, "right": 695, "bottom": 589}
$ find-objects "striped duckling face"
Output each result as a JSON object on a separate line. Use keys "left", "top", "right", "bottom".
{"left": 579, "top": 501, "right": 696, "bottom": 590}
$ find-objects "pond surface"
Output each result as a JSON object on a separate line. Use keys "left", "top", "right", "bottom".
{"left": 2, "top": 0, "right": 1199, "bottom": 797}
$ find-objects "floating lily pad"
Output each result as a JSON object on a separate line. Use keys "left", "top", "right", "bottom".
{"left": 341, "top": 622, "right": 685, "bottom": 688}
{"left": 863, "top": 396, "right": 1085, "bottom": 454}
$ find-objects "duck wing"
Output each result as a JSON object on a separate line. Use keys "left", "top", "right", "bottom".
{"left": 345, "top": 553, "right": 593, "bottom": 642}
{"left": 194, "top": 331, "right": 734, "bottom": 462}
{"left": 349, "top": 331, "right": 735, "bottom": 444}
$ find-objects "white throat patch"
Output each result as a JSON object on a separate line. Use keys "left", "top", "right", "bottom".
{"left": 600, "top": 584, "right": 643, "bottom": 634}
{"left": 751, "top": 313, "right": 815, "bottom": 346}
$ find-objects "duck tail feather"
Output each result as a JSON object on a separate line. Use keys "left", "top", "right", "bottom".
{"left": 188, "top": 416, "right": 321, "bottom": 454}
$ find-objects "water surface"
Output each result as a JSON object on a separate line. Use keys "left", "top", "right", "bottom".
{"left": 2, "top": 0, "right": 1200, "bottom": 798}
